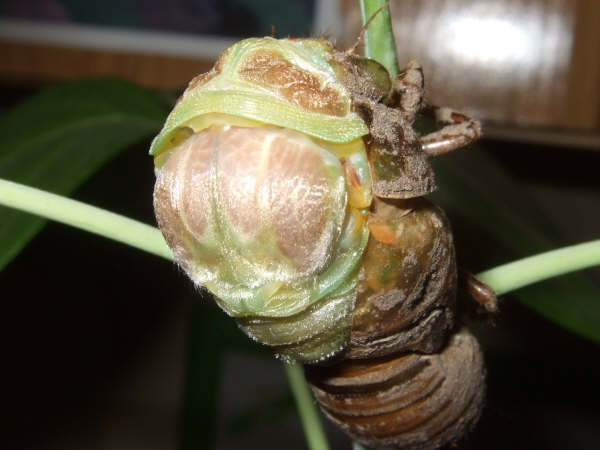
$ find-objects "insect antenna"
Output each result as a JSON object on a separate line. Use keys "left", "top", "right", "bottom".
{"left": 347, "top": 0, "right": 391, "bottom": 55}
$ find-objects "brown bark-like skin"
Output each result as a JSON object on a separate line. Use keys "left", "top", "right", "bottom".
{"left": 306, "top": 198, "right": 486, "bottom": 450}
{"left": 348, "top": 197, "right": 456, "bottom": 359}
{"left": 301, "top": 48, "right": 487, "bottom": 449}
{"left": 306, "top": 327, "right": 485, "bottom": 450}
{"left": 356, "top": 100, "right": 437, "bottom": 199}
{"left": 329, "top": 54, "right": 436, "bottom": 199}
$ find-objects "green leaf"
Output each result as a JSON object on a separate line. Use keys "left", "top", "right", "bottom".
{"left": 430, "top": 146, "right": 600, "bottom": 343}
{"left": 228, "top": 394, "right": 295, "bottom": 434}
{"left": 0, "top": 78, "right": 166, "bottom": 270}
{"left": 180, "top": 303, "right": 225, "bottom": 450}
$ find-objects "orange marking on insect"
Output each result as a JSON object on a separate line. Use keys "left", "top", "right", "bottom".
{"left": 451, "top": 112, "right": 467, "bottom": 123}
{"left": 368, "top": 222, "right": 398, "bottom": 245}
{"left": 347, "top": 165, "right": 362, "bottom": 188}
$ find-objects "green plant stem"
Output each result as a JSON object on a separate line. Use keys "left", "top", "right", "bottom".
{"left": 2, "top": 178, "right": 600, "bottom": 447}
{"left": 477, "top": 240, "right": 600, "bottom": 295}
{"left": 354, "top": 4, "right": 400, "bottom": 449}
{"left": 284, "top": 363, "right": 330, "bottom": 450}
{"left": 0, "top": 178, "right": 173, "bottom": 261}
{"left": 360, "top": 0, "right": 399, "bottom": 77}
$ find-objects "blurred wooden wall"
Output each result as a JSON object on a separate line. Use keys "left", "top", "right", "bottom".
{"left": 0, "top": 40, "right": 213, "bottom": 90}
{"left": 341, "top": 0, "right": 600, "bottom": 146}
{"left": 1, "top": 0, "right": 599, "bottom": 146}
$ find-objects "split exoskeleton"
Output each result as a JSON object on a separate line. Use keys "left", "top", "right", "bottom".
{"left": 151, "top": 37, "right": 485, "bottom": 449}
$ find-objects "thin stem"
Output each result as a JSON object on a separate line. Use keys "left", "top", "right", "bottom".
{"left": 0, "top": 178, "right": 173, "bottom": 261}
{"left": 477, "top": 240, "right": 600, "bottom": 295}
{"left": 360, "top": 0, "right": 399, "bottom": 77}
{"left": 284, "top": 363, "right": 330, "bottom": 450}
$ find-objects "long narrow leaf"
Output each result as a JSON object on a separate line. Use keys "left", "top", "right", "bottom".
{"left": 431, "top": 147, "right": 600, "bottom": 343}
{"left": 0, "top": 78, "right": 166, "bottom": 270}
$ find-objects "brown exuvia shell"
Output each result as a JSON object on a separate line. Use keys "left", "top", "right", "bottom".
{"left": 306, "top": 327, "right": 485, "bottom": 450}
{"left": 348, "top": 197, "right": 457, "bottom": 359}
{"left": 305, "top": 197, "right": 486, "bottom": 449}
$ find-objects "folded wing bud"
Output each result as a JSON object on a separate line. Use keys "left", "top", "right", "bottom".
{"left": 150, "top": 37, "right": 387, "bottom": 363}
{"left": 154, "top": 125, "right": 370, "bottom": 362}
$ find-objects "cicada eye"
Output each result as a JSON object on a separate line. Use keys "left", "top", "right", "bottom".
{"left": 330, "top": 54, "right": 392, "bottom": 103}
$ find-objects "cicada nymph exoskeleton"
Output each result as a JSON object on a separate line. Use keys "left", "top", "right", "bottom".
{"left": 150, "top": 36, "right": 487, "bottom": 449}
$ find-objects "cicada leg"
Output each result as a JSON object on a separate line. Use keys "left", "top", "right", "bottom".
{"left": 419, "top": 106, "right": 483, "bottom": 156}
{"left": 388, "top": 60, "right": 425, "bottom": 124}
{"left": 459, "top": 270, "right": 499, "bottom": 327}
{"left": 460, "top": 269, "right": 499, "bottom": 314}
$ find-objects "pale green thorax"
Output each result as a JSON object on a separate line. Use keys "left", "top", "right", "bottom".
{"left": 149, "top": 37, "right": 369, "bottom": 158}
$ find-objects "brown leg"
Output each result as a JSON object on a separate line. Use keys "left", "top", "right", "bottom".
{"left": 419, "top": 107, "right": 482, "bottom": 156}
{"left": 460, "top": 269, "right": 499, "bottom": 314}
{"left": 388, "top": 60, "right": 425, "bottom": 123}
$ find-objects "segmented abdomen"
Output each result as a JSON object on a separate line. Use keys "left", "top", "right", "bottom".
{"left": 307, "top": 328, "right": 485, "bottom": 450}
{"left": 305, "top": 198, "right": 486, "bottom": 449}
